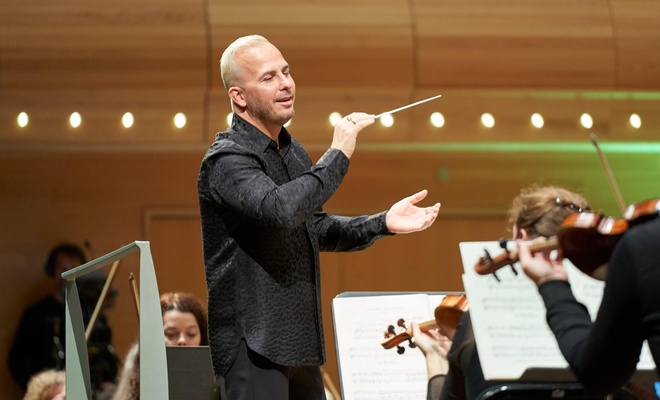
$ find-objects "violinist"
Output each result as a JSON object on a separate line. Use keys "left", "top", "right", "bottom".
{"left": 413, "top": 185, "right": 592, "bottom": 400}
{"left": 518, "top": 203, "right": 660, "bottom": 396}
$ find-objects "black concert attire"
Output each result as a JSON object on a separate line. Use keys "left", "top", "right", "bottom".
{"left": 198, "top": 115, "right": 392, "bottom": 399}
{"left": 8, "top": 296, "right": 66, "bottom": 389}
{"left": 426, "top": 312, "right": 503, "bottom": 400}
{"left": 539, "top": 217, "right": 660, "bottom": 395}
{"left": 8, "top": 273, "right": 118, "bottom": 391}
{"left": 428, "top": 277, "right": 647, "bottom": 399}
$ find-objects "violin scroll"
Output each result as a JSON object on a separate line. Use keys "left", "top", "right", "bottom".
{"left": 381, "top": 294, "right": 469, "bottom": 353}
{"left": 474, "top": 198, "right": 660, "bottom": 280}
{"left": 382, "top": 318, "right": 424, "bottom": 354}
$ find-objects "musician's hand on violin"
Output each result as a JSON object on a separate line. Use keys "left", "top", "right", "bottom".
{"left": 385, "top": 190, "right": 441, "bottom": 234}
{"left": 411, "top": 321, "right": 451, "bottom": 378}
{"left": 517, "top": 239, "right": 568, "bottom": 286}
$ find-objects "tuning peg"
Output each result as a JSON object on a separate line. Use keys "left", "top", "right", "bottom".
{"left": 384, "top": 324, "right": 396, "bottom": 338}
{"left": 397, "top": 345, "right": 405, "bottom": 354}
{"left": 483, "top": 249, "right": 493, "bottom": 263}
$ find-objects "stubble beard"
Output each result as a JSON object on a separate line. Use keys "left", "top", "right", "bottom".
{"left": 250, "top": 94, "right": 295, "bottom": 127}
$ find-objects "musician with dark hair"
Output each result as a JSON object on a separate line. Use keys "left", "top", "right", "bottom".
{"left": 8, "top": 242, "right": 118, "bottom": 396}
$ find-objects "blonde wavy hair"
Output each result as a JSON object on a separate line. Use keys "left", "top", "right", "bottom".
{"left": 507, "top": 185, "right": 589, "bottom": 239}
{"left": 23, "top": 369, "right": 65, "bottom": 400}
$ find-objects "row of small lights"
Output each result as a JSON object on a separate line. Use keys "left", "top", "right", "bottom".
{"left": 14, "top": 112, "right": 190, "bottom": 129}
{"left": 13, "top": 111, "right": 644, "bottom": 130}
{"left": 327, "top": 112, "right": 643, "bottom": 129}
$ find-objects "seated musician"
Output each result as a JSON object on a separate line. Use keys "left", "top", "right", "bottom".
{"left": 112, "top": 291, "right": 208, "bottom": 400}
{"left": 413, "top": 185, "right": 593, "bottom": 400}
{"left": 518, "top": 203, "right": 660, "bottom": 396}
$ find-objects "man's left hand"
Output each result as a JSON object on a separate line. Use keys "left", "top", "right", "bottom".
{"left": 386, "top": 190, "right": 440, "bottom": 234}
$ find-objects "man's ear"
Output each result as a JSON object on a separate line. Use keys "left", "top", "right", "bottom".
{"left": 228, "top": 87, "right": 246, "bottom": 108}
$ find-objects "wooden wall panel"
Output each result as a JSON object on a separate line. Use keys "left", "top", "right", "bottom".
{"left": 2, "top": 0, "right": 660, "bottom": 397}
{"left": 1, "top": 146, "right": 660, "bottom": 396}
{"left": 611, "top": 0, "right": 660, "bottom": 88}
{"left": 413, "top": 0, "right": 615, "bottom": 89}
{"left": 208, "top": 0, "right": 414, "bottom": 90}
{"left": 0, "top": 0, "right": 207, "bottom": 90}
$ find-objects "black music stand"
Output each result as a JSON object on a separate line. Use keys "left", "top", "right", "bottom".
{"left": 476, "top": 382, "right": 638, "bottom": 400}
{"left": 166, "top": 346, "right": 227, "bottom": 400}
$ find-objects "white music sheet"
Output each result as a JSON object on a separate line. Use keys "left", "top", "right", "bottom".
{"left": 332, "top": 292, "right": 446, "bottom": 400}
{"left": 459, "top": 241, "right": 655, "bottom": 381}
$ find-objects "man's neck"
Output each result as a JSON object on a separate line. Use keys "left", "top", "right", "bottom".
{"left": 236, "top": 112, "right": 280, "bottom": 144}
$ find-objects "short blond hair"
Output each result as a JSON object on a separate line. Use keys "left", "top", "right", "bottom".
{"left": 23, "top": 369, "right": 65, "bottom": 400}
{"left": 219, "top": 35, "right": 270, "bottom": 90}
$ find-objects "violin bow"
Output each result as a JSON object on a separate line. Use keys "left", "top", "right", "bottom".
{"left": 590, "top": 133, "right": 626, "bottom": 214}
{"left": 129, "top": 272, "right": 140, "bottom": 321}
{"left": 320, "top": 366, "right": 341, "bottom": 400}
{"left": 85, "top": 260, "right": 120, "bottom": 342}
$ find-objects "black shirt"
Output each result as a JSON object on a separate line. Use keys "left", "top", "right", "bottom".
{"left": 198, "top": 115, "right": 391, "bottom": 376}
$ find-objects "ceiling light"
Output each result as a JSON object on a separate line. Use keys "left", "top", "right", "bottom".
{"left": 481, "top": 113, "right": 495, "bottom": 128}
{"left": 226, "top": 113, "right": 232, "bottom": 127}
{"left": 430, "top": 112, "right": 445, "bottom": 128}
{"left": 69, "top": 112, "right": 82, "bottom": 128}
{"left": 629, "top": 113, "right": 641, "bottom": 129}
{"left": 174, "top": 113, "right": 187, "bottom": 129}
{"left": 329, "top": 112, "right": 342, "bottom": 127}
{"left": 531, "top": 113, "right": 544, "bottom": 128}
{"left": 380, "top": 114, "right": 394, "bottom": 128}
{"left": 17, "top": 112, "right": 29, "bottom": 128}
{"left": 122, "top": 112, "right": 134, "bottom": 128}
{"left": 580, "top": 113, "right": 593, "bottom": 129}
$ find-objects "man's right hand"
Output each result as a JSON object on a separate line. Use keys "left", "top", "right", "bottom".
{"left": 330, "top": 112, "right": 375, "bottom": 159}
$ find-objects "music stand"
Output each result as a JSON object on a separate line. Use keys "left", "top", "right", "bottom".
{"left": 62, "top": 241, "right": 168, "bottom": 400}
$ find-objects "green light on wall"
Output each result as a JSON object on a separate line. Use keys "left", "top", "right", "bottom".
{"left": 359, "top": 142, "right": 660, "bottom": 154}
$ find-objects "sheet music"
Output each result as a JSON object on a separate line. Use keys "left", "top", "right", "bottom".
{"left": 460, "top": 241, "right": 655, "bottom": 381}
{"left": 332, "top": 293, "right": 445, "bottom": 400}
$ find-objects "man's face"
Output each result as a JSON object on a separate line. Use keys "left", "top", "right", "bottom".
{"left": 234, "top": 42, "right": 296, "bottom": 127}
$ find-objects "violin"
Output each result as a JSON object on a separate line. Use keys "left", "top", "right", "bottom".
{"left": 474, "top": 198, "right": 660, "bottom": 280}
{"left": 381, "top": 294, "right": 469, "bottom": 353}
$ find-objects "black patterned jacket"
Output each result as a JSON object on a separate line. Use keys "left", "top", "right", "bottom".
{"left": 198, "top": 115, "right": 391, "bottom": 377}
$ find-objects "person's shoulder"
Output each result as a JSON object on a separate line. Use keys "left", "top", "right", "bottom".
{"left": 204, "top": 130, "right": 252, "bottom": 158}
{"left": 626, "top": 216, "right": 660, "bottom": 242}
{"left": 23, "top": 295, "right": 61, "bottom": 315}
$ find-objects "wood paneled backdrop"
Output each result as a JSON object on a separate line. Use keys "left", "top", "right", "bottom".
{"left": 1, "top": 0, "right": 660, "bottom": 398}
